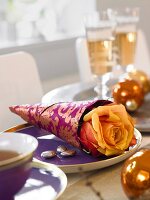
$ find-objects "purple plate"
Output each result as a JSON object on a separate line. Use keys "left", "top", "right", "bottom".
{"left": 5, "top": 124, "right": 142, "bottom": 173}
{"left": 15, "top": 161, "right": 67, "bottom": 200}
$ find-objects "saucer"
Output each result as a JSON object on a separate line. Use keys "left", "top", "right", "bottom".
{"left": 15, "top": 161, "right": 67, "bottom": 200}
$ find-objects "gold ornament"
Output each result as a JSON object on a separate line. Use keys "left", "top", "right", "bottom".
{"left": 112, "top": 79, "right": 144, "bottom": 111}
{"left": 127, "top": 70, "right": 150, "bottom": 94}
{"left": 121, "top": 149, "right": 150, "bottom": 200}
{"left": 126, "top": 99, "right": 138, "bottom": 112}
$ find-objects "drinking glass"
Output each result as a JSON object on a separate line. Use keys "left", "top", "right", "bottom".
{"left": 111, "top": 8, "right": 139, "bottom": 69}
{"left": 84, "top": 11, "right": 116, "bottom": 99}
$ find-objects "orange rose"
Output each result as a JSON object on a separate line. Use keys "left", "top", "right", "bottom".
{"left": 80, "top": 103, "right": 135, "bottom": 156}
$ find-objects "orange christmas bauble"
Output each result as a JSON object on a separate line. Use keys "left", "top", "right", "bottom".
{"left": 127, "top": 70, "right": 150, "bottom": 94}
{"left": 121, "top": 149, "right": 150, "bottom": 200}
{"left": 112, "top": 79, "right": 144, "bottom": 111}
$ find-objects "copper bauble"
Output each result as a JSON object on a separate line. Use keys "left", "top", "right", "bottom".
{"left": 127, "top": 70, "right": 150, "bottom": 94}
{"left": 112, "top": 79, "right": 144, "bottom": 111}
{"left": 121, "top": 149, "right": 150, "bottom": 200}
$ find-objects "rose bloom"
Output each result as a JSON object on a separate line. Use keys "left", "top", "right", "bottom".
{"left": 79, "top": 103, "right": 135, "bottom": 157}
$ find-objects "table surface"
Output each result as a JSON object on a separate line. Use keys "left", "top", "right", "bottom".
{"left": 42, "top": 82, "right": 150, "bottom": 200}
{"left": 58, "top": 137, "right": 149, "bottom": 200}
{"left": 58, "top": 136, "right": 150, "bottom": 200}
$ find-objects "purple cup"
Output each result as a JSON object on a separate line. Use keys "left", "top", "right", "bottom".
{"left": 0, "top": 133, "right": 38, "bottom": 200}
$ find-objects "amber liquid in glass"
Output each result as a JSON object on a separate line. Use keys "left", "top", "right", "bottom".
{"left": 115, "top": 31, "right": 137, "bottom": 66}
{"left": 0, "top": 150, "right": 19, "bottom": 161}
{"left": 87, "top": 39, "right": 114, "bottom": 76}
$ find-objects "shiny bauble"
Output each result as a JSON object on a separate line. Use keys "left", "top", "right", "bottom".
{"left": 112, "top": 79, "right": 144, "bottom": 111}
{"left": 127, "top": 70, "right": 150, "bottom": 94}
{"left": 126, "top": 99, "right": 138, "bottom": 112}
{"left": 121, "top": 149, "right": 150, "bottom": 200}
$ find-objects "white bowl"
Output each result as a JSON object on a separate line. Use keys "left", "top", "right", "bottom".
{"left": 0, "top": 133, "right": 38, "bottom": 200}
{"left": 0, "top": 132, "right": 38, "bottom": 167}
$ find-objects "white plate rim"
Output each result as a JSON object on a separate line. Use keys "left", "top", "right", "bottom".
{"left": 52, "top": 128, "right": 142, "bottom": 173}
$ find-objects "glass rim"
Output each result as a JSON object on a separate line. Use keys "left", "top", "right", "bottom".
{"left": 107, "top": 7, "right": 140, "bottom": 24}
{"left": 85, "top": 20, "right": 116, "bottom": 29}
{"left": 84, "top": 11, "right": 117, "bottom": 28}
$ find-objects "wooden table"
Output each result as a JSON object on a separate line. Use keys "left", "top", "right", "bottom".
{"left": 42, "top": 82, "right": 150, "bottom": 200}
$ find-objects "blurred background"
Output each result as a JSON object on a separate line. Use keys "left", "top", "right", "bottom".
{"left": 0, "top": 0, "right": 149, "bottom": 93}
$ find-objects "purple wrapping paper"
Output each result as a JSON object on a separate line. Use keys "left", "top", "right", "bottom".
{"left": 10, "top": 100, "right": 112, "bottom": 148}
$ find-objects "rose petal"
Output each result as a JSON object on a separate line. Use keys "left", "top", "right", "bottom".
{"left": 105, "top": 148, "right": 123, "bottom": 156}
{"left": 107, "top": 110, "right": 120, "bottom": 122}
{"left": 79, "top": 138, "right": 100, "bottom": 157}
{"left": 91, "top": 113, "right": 105, "bottom": 149}
{"left": 129, "top": 136, "right": 137, "bottom": 146}
{"left": 83, "top": 122, "right": 98, "bottom": 144}
{"left": 115, "top": 129, "right": 128, "bottom": 150}
{"left": 102, "top": 124, "right": 116, "bottom": 145}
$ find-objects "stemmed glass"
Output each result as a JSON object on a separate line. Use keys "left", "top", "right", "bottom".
{"left": 101, "top": 8, "right": 140, "bottom": 96}
{"left": 110, "top": 8, "right": 139, "bottom": 71}
{"left": 84, "top": 11, "right": 116, "bottom": 99}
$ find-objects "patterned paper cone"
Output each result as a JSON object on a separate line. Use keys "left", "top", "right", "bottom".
{"left": 9, "top": 100, "right": 112, "bottom": 149}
